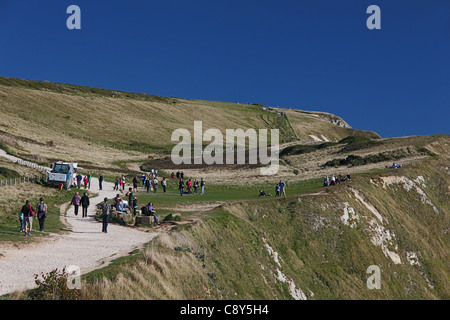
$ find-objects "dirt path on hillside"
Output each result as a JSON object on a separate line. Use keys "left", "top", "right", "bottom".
{"left": 0, "top": 178, "right": 163, "bottom": 296}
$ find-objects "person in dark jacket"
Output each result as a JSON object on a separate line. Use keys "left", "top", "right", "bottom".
{"left": 36, "top": 197, "right": 48, "bottom": 232}
{"left": 21, "top": 200, "right": 35, "bottom": 237}
{"left": 179, "top": 178, "right": 185, "bottom": 196}
{"left": 145, "top": 177, "right": 151, "bottom": 193}
{"left": 100, "top": 197, "right": 111, "bottom": 233}
{"left": 81, "top": 192, "right": 90, "bottom": 218}
{"left": 99, "top": 174, "right": 103, "bottom": 190}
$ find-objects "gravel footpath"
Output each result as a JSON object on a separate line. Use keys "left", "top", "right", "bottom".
{"left": 0, "top": 177, "right": 158, "bottom": 296}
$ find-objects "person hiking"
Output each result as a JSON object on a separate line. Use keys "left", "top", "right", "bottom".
{"left": 121, "top": 175, "right": 126, "bottom": 192}
{"left": 81, "top": 192, "right": 90, "bottom": 218}
{"left": 119, "top": 177, "right": 124, "bottom": 191}
{"left": 36, "top": 197, "right": 48, "bottom": 232}
{"left": 99, "top": 174, "right": 103, "bottom": 190}
{"left": 171, "top": 172, "right": 175, "bottom": 181}
{"left": 100, "top": 197, "right": 111, "bottom": 233}
{"left": 126, "top": 187, "right": 134, "bottom": 209}
{"left": 145, "top": 176, "right": 151, "bottom": 193}
{"left": 161, "top": 177, "right": 167, "bottom": 193}
{"left": 193, "top": 179, "right": 199, "bottom": 194}
{"left": 87, "top": 172, "right": 92, "bottom": 189}
{"left": 200, "top": 178, "right": 206, "bottom": 195}
{"left": 176, "top": 171, "right": 180, "bottom": 180}
{"left": 279, "top": 180, "right": 286, "bottom": 197}
{"left": 21, "top": 200, "right": 35, "bottom": 237}
{"left": 179, "top": 178, "right": 185, "bottom": 196}
{"left": 71, "top": 192, "right": 81, "bottom": 216}
{"left": 132, "top": 176, "right": 138, "bottom": 192}
{"left": 76, "top": 173, "right": 82, "bottom": 189}
{"left": 83, "top": 175, "right": 88, "bottom": 189}
{"left": 114, "top": 176, "right": 119, "bottom": 191}
{"left": 153, "top": 177, "right": 158, "bottom": 193}
{"left": 180, "top": 171, "right": 184, "bottom": 180}
{"left": 275, "top": 183, "right": 280, "bottom": 197}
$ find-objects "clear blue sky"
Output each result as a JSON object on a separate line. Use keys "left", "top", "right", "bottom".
{"left": 1, "top": 0, "right": 449, "bottom": 138}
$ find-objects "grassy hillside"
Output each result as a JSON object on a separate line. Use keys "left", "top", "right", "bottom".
{"left": 0, "top": 76, "right": 378, "bottom": 170}
{"left": 71, "top": 158, "right": 448, "bottom": 300}
{"left": 1, "top": 76, "right": 448, "bottom": 300}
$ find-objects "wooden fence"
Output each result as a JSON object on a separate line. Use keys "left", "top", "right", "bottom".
{"left": 12, "top": 158, "right": 50, "bottom": 172}
{"left": 0, "top": 174, "right": 48, "bottom": 188}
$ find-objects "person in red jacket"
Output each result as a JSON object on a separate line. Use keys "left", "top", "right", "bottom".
{"left": 187, "top": 179, "right": 192, "bottom": 194}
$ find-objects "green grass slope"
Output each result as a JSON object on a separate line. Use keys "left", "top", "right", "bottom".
{"left": 0, "top": 76, "right": 378, "bottom": 169}
{"left": 73, "top": 156, "right": 448, "bottom": 300}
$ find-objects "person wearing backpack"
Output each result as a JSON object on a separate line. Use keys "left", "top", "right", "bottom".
{"left": 21, "top": 200, "right": 35, "bottom": 237}
{"left": 100, "top": 197, "right": 111, "bottom": 233}
{"left": 36, "top": 197, "right": 48, "bottom": 232}
{"left": 76, "top": 173, "right": 82, "bottom": 189}
{"left": 144, "top": 176, "right": 151, "bottom": 193}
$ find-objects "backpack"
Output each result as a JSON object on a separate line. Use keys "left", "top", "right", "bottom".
{"left": 141, "top": 206, "right": 149, "bottom": 216}
{"left": 38, "top": 203, "right": 46, "bottom": 213}
{"left": 37, "top": 203, "right": 46, "bottom": 218}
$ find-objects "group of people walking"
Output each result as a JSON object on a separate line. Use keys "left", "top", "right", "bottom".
{"left": 70, "top": 192, "right": 91, "bottom": 217}
{"left": 18, "top": 168, "right": 206, "bottom": 235}
{"left": 178, "top": 177, "right": 206, "bottom": 196}
{"left": 76, "top": 172, "right": 104, "bottom": 190}
{"left": 19, "top": 198, "right": 47, "bottom": 237}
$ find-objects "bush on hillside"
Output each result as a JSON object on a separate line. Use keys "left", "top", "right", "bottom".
{"left": 323, "top": 151, "right": 406, "bottom": 168}
{"left": 338, "top": 135, "right": 382, "bottom": 153}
